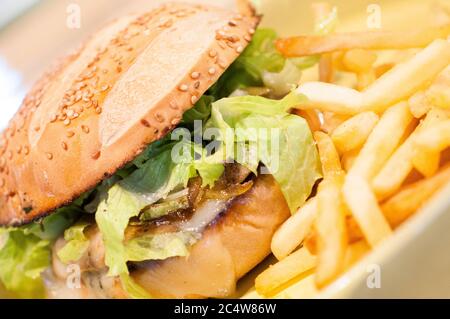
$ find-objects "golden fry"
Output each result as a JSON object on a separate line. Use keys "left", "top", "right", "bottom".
{"left": 255, "top": 247, "right": 317, "bottom": 296}
{"left": 315, "top": 176, "right": 348, "bottom": 288}
{"left": 373, "top": 108, "right": 447, "bottom": 199}
{"left": 271, "top": 198, "right": 317, "bottom": 260}
{"left": 382, "top": 165, "right": 450, "bottom": 228}
{"left": 343, "top": 174, "right": 392, "bottom": 247}
{"left": 314, "top": 131, "right": 342, "bottom": 178}
{"left": 276, "top": 25, "right": 450, "bottom": 56}
{"left": 331, "top": 112, "right": 379, "bottom": 154}
{"left": 349, "top": 102, "right": 413, "bottom": 180}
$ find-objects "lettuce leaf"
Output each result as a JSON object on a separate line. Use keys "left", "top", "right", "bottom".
{"left": 0, "top": 207, "right": 82, "bottom": 298}
{"left": 56, "top": 221, "right": 90, "bottom": 264}
{"left": 125, "top": 232, "right": 197, "bottom": 262}
{"left": 0, "top": 230, "right": 49, "bottom": 298}
{"left": 206, "top": 92, "right": 322, "bottom": 212}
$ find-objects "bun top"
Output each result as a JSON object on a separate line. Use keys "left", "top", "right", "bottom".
{"left": 0, "top": 3, "right": 259, "bottom": 226}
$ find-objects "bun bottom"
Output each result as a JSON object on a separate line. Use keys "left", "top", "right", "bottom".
{"left": 132, "top": 174, "right": 290, "bottom": 298}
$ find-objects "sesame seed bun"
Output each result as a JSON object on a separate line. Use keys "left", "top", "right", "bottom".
{"left": 0, "top": 3, "right": 259, "bottom": 226}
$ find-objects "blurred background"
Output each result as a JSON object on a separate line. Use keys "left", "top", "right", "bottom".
{"left": 0, "top": 0, "right": 445, "bottom": 129}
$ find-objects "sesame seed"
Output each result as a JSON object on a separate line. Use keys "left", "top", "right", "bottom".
{"left": 95, "top": 107, "right": 102, "bottom": 114}
{"left": 218, "top": 42, "right": 227, "bottom": 49}
{"left": 209, "top": 50, "right": 217, "bottom": 57}
{"left": 61, "top": 142, "right": 68, "bottom": 151}
{"left": 244, "top": 35, "right": 252, "bottom": 42}
{"left": 169, "top": 101, "right": 179, "bottom": 110}
{"left": 228, "top": 20, "right": 237, "bottom": 27}
{"left": 101, "top": 84, "right": 110, "bottom": 92}
{"left": 140, "top": 119, "right": 151, "bottom": 127}
{"left": 81, "top": 125, "right": 90, "bottom": 134}
{"left": 191, "top": 72, "right": 200, "bottom": 79}
{"left": 66, "top": 131, "right": 75, "bottom": 138}
{"left": 191, "top": 95, "right": 198, "bottom": 104}
{"left": 155, "top": 113, "right": 164, "bottom": 123}
{"left": 194, "top": 81, "right": 200, "bottom": 89}
{"left": 67, "top": 109, "right": 75, "bottom": 117}
{"left": 92, "top": 151, "right": 101, "bottom": 160}
{"left": 23, "top": 146, "right": 29, "bottom": 155}
{"left": 34, "top": 126, "right": 40, "bottom": 132}
{"left": 16, "top": 146, "right": 22, "bottom": 154}
{"left": 46, "top": 153, "right": 53, "bottom": 160}
{"left": 249, "top": 28, "right": 255, "bottom": 34}
{"left": 179, "top": 84, "right": 189, "bottom": 92}
{"left": 64, "top": 119, "right": 71, "bottom": 126}
{"left": 208, "top": 67, "right": 216, "bottom": 75}
{"left": 236, "top": 46, "right": 244, "bottom": 53}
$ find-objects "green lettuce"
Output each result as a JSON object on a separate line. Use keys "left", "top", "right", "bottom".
{"left": 125, "top": 232, "right": 197, "bottom": 262}
{"left": 0, "top": 207, "right": 81, "bottom": 298}
{"left": 206, "top": 92, "right": 322, "bottom": 212}
{"left": 56, "top": 221, "right": 90, "bottom": 264}
{"left": 0, "top": 230, "right": 49, "bottom": 298}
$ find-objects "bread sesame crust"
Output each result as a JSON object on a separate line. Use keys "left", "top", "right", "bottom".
{"left": 0, "top": 3, "right": 259, "bottom": 226}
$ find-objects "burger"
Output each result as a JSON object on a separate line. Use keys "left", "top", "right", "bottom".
{"left": 0, "top": 2, "right": 321, "bottom": 298}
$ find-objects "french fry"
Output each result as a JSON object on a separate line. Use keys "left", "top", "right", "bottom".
{"left": 331, "top": 112, "right": 379, "bottom": 154}
{"left": 426, "top": 83, "right": 450, "bottom": 110}
{"left": 343, "top": 240, "right": 370, "bottom": 271}
{"left": 320, "top": 112, "right": 349, "bottom": 134}
{"left": 271, "top": 198, "right": 317, "bottom": 260}
{"left": 373, "top": 108, "right": 448, "bottom": 199}
{"left": 425, "top": 65, "right": 450, "bottom": 110}
{"left": 255, "top": 247, "right": 317, "bottom": 296}
{"left": 408, "top": 91, "right": 431, "bottom": 118}
{"left": 363, "top": 39, "right": 450, "bottom": 112}
{"left": 314, "top": 131, "right": 342, "bottom": 177}
{"left": 319, "top": 55, "right": 334, "bottom": 83}
{"left": 357, "top": 71, "right": 376, "bottom": 91}
{"left": 295, "top": 40, "right": 450, "bottom": 114}
{"left": 414, "top": 119, "right": 450, "bottom": 152}
{"left": 295, "top": 81, "right": 363, "bottom": 115}
{"left": 293, "top": 109, "right": 322, "bottom": 132}
{"left": 382, "top": 164, "right": 450, "bottom": 228}
{"left": 343, "top": 174, "right": 392, "bottom": 247}
{"left": 341, "top": 148, "right": 360, "bottom": 172}
{"left": 315, "top": 176, "right": 348, "bottom": 288}
{"left": 343, "top": 49, "right": 377, "bottom": 74}
{"left": 374, "top": 63, "right": 394, "bottom": 78}
{"left": 304, "top": 227, "right": 317, "bottom": 255}
{"left": 411, "top": 119, "right": 450, "bottom": 176}
{"left": 346, "top": 215, "right": 364, "bottom": 243}
{"left": 276, "top": 25, "right": 450, "bottom": 56}
{"left": 349, "top": 102, "right": 414, "bottom": 180}
{"left": 412, "top": 149, "right": 441, "bottom": 178}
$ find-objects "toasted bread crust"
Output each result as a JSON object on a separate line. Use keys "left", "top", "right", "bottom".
{"left": 0, "top": 3, "right": 259, "bottom": 226}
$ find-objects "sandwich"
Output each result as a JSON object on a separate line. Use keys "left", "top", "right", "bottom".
{"left": 0, "top": 2, "right": 321, "bottom": 298}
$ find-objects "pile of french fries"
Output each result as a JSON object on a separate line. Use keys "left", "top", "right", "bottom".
{"left": 255, "top": 3, "right": 450, "bottom": 297}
